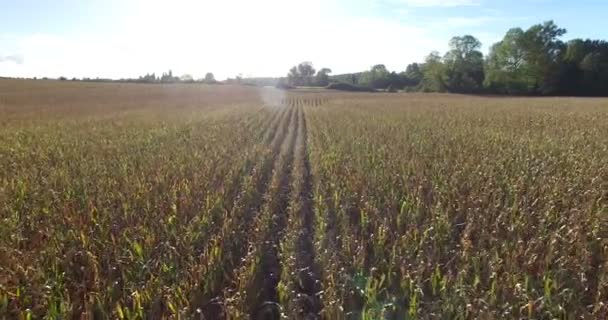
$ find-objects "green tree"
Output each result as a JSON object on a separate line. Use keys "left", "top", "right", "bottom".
{"left": 522, "top": 21, "right": 566, "bottom": 94}
{"left": 204, "top": 72, "right": 216, "bottom": 83}
{"left": 443, "top": 35, "right": 485, "bottom": 92}
{"left": 420, "top": 51, "right": 447, "bottom": 92}
{"left": 161, "top": 70, "right": 178, "bottom": 83}
{"left": 484, "top": 28, "right": 531, "bottom": 93}
{"left": 485, "top": 21, "right": 566, "bottom": 94}
{"left": 580, "top": 51, "right": 608, "bottom": 94}
{"left": 404, "top": 63, "right": 423, "bottom": 87}
{"left": 565, "top": 39, "right": 587, "bottom": 63}
{"left": 315, "top": 68, "right": 332, "bottom": 86}
{"left": 558, "top": 39, "right": 608, "bottom": 95}
{"left": 297, "top": 62, "right": 316, "bottom": 78}
{"left": 287, "top": 62, "right": 316, "bottom": 86}
{"left": 287, "top": 66, "right": 299, "bottom": 86}
{"left": 360, "top": 64, "right": 391, "bottom": 89}
{"left": 298, "top": 62, "right": 316, "bottom": 86}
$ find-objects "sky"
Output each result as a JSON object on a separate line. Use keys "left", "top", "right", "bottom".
{"left": 1, "top": 0, "right": 607, "bottom": 80}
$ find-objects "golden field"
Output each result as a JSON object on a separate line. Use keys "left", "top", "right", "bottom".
{"left": 0, "top": 79, "right": 607, "bottom": 319}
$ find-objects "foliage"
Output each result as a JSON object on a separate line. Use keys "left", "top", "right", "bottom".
{"left": 330, "top": 20, "right": 608, "bottom": 96}
{"left": 326, "top": 82, "right": 375, "bottom": 92}
{"left": 331, "top": 65, "right": 420, "bottom": 92}
{"left": 418, "top": 51, "right": 448, "bottom": 92}
{"left": 485, "top": 22, "right": 567, "bottom": 94}
{"left": 204, "top": 72, "right": 216, "bottom": 84}
{"left": 160, "top": 70, "right": 179, "bottom": 83}
{"left": 315, "top": 68, "right": 333, "bottom": 87}
{"left": 288, "top": 62, "right": 316, "bottom": 86}
{"left": 557, "top": 39, "right": 608, "bottom": 96}
{"left": 442, "top": 35, "right": 485, "bottom": 92}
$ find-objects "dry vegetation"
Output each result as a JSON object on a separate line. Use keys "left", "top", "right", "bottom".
{"left": 0, "top": 79, "right": 606, "bottom": 319}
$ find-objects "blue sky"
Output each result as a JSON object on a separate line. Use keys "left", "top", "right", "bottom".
{"left": 1, "top": 0, "right": 607, "bottom": 79}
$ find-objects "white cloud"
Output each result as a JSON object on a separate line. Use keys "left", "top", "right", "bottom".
{"left": 0, "top": 0, "right": 480, "bottom": 79}
{"left": 0, "top": 54, "right": 23, "bottom": 64}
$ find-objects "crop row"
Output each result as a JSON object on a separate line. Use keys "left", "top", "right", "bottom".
{"left": 305, "top": 96, "right": 608, "bottom": 318}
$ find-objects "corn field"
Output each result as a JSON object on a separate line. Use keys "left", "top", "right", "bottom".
{"left": 0, "top": 80, "right": 607, "bottom": 319}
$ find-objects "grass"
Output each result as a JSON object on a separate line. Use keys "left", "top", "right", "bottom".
{"left": 0, "top": 80, "right": 606, "bottom": 319}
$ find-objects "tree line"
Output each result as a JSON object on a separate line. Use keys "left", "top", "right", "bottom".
{"left": 133, "top": 70, "right": 218, "bottom": 84}
{"left": 50, "top": 70, "right": 219, "bottom": 84}
{"left": 323, "top": 21, "right": 608, "bottom": 96}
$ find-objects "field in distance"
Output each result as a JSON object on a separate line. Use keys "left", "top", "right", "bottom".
{"left": 0, "top": 79, "right": 607, "bottom": 319}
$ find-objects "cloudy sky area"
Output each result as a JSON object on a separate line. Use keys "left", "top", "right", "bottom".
{"left": 1, "top": 0, "right": 607, "bottom": 80}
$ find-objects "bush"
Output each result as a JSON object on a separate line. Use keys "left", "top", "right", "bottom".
{"left": 326, "top": 82, "right": 375, "bottom": 92}
{"left": 276, "top": 80, "right": 294, "bottom": 90}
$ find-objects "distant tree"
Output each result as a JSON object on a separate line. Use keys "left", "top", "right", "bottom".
{"left": 274, "top": 20, "right": 608, "bottom": 96}
{"left": 565, "top": 39, "right": 587, "bottom": 63}
{"left": 579, "top": 50, "right": 608, "bottom": 94}
{"left": 298, "top": 63, "right": 314, "bottom": 76}
{"left": 287, "top": 62, "right": 316, "bottom": 86}
{"left": 371, "top": 64, "right": 387, "bottom": 72}
{"left": 443, "top": 35, "right": 485, "bottom": 92}
{"left": 161, "top": 70, "right": 179, "bottom": 83}
{"left": 485, "top": 21, "right": 566, "bottom": 94}
{"left": 484, "top": 28, "right": 532, "bottom": 93}
{"left": 557, "top": 39, "right": 608, "bottom": 95}
{"left": 420, "top": 51, "right": 447, "bottom": 92}
{"left": 287, "top": 66, "right": 299, "bottom": 86}
{"left": 522, "top": 21, "right": 567, "bottom": 94}
{"left": 315, "top": 68, "right": 332, "bottom": 86}
{"left": 204, "top": 72, "right": 216, "bottom": 83}
{"left": 404, "top": 63, "right": 423, "bottom": 87}
{"left": 360, "top": 64, "right": 391, "bottom": 89}
{"left": 327, "top": 72, "right": 362, "bottom": 85}
{"left": 138, "top": 73, "right": 157, "bottom": 83}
